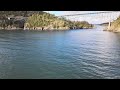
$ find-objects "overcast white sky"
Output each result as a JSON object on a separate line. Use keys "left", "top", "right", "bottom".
{"left": 44, "top": 11, "right": 120, "bottom": 24}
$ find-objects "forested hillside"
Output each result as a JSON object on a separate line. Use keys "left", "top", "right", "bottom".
{"left": 0, "top": 11, "right": 93, "bottom": 30}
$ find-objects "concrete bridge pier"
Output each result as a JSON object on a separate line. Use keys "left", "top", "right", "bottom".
{"left": 107, "top": 20, "right": 111, "bottom": 30}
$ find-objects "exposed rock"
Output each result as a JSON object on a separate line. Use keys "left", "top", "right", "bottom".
{"left": 105, "top": 17, "right": 120, "bottom": 32}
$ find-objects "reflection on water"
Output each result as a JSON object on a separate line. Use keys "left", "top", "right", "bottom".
{"left": 0, "top": 26, "right": 120, "bottom": 79}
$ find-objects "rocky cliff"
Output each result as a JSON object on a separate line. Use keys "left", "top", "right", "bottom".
{"left": 104, "top": 17, "right": 120, "bottom": 32}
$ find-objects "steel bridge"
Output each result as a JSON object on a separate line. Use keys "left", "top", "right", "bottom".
{"left": 58, "top": 11, "right": 120, "bottom": 27}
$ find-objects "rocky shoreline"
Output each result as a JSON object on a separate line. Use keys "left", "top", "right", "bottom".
{"left": 23, "top": 26, "right": 93, "bottom": 31}
{"left": 103, "top": 26, "right": 120, "bottom": 32}
{"left": 0, "top": 27, "right": 92, "bottom": 31}
{"left": 103, "top": 17, "right": 120, "bottom": 32}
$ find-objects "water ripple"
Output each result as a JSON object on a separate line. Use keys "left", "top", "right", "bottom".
{"left": 0, "top": 28, "right": 120, "bottom": 79}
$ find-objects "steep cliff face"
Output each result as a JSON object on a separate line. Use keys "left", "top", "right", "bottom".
{"left": 105, "top": 17, "right": 120, "bottom": 32}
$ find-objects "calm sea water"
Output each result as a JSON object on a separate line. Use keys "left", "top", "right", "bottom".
{"left": 0, "top": 26, "right": 120, "bottom": 79}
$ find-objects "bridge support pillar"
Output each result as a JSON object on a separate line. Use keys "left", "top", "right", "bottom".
{"left": 107, "top": 21, "right": 111, "bottom": 30}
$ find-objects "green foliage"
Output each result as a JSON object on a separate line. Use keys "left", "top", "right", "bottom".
{"left": 26, "top": 13, "right": 93, "bottom": 29}
{"left": 0, "top": 11, "right": 44, "bottom": 28}
{"left": 0, "top": 11, "right": 93, "bottom": 30}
